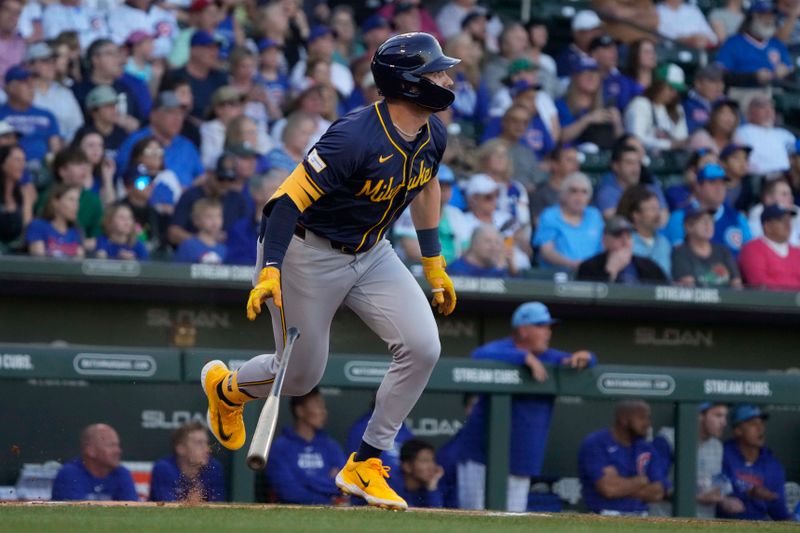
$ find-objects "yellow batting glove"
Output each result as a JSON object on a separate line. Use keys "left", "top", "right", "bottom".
{"left": 421, "top": 255, "right": 456, "bottom": 316}
{"left": 246, "top": 266, "right": 282, "bottom": 320}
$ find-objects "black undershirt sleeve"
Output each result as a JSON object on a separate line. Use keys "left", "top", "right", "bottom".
{"left": 257, "top": 195, "right": 301, "bottom": 269}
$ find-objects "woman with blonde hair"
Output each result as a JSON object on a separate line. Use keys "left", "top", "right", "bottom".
{"left": 95, "top": 203, "right": 148, "bottom": 260}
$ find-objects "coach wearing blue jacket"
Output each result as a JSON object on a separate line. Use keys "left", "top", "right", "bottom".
{"left": 265, "top": 387, "right": 347, "bottom": 505}
{"left": 720, "top": 404, "right": 790, "bottom": 521}
{"left": 457, "top": 301, "right": 597, "bottom": 512}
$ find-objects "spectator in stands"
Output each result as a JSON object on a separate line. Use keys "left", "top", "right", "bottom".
{"left": 72, "top": 39, "right": 147, "bottom": 130}
{"left": 477, "top": 139, "right": 532, "bottom": 268}
{"left": 228, "top": 47, "right": 272, "bottom": 144}
{"left": 748, "top": 178, "right": 800, "bottom": 244}
{"left": 716, "top": 1, "right": 792, "bottom": 88}
{"left": 289, "top": 26, "right": 353, "bottom": 101}
{"left": 226, "top": 169, "right": 285, "bottom": 266}
{"left": 683, "top": 65, "right": 726, "bottom": 135}
{"left": 671, "top": 204, "right": 743, "bottom": 288}
{"left": 530, "top": 146, "right": 581, "bottom": 225}
{"left": 687, "top": 99, "right": 740, "bottom": 155}
{"left": 0, "top": 144, "right": 28, "bottom": 248}
{"left": 117, "top": 91, "right": 204, "bottom": 193}
{"left": 657, "top": 0, "right": 718, "bottom": 48}
{"left": 26, "top": 183, "right": 83, "bottom": 258}
{"left": 73, "top": 86, "right": 129, "bottom": 157}
{"left": 524, "top": 18, "right": 559, "bottom": 96}
{"left": 576, "top": 215, "right": 668, "bottom": 283}
{"left": 0, "top": 0, "right": 25, "bottom": 88}
{"left": 26, "top": 42, "right": 83, "bottom": 143}
{"left": 52, "top": 423, "right": 137, "bottom": 501}
{"left": 734, "top": 95, "right": 795, "bottom": 177}
{"left": 437, "top": 1, "right": 499, "bottom": 43}
{"left": 270, "top": 85, "right": 331, "bottom": 155}
{"left": 557, "top": 56, "right": 622, "bottom": 149}
{"left": 355, "top": 15, "right": 391, "bottom": 70}
{"left": 447, "top": 224, "right": 513, "bottom": 278}
{"left": 786, "top": 140, "right": 800, "bottom": 205}
{"left": 495, "top": 105, "right": 539, "bottom": 188}
{"left": 651, "top": 403, "right": 745, "bottom": 518}
{"left": 159, "top": 72, "right": 201, "bottom": 147}
{"left": 173, "top": 197, "right": 226, "bottom": 264}
{"left": 458, "top": 301, "right": 596, "bottom": 511}
{"left": 72, "top": 130, "right": 116, "bottom": 206}
{"left": 534, "top": 172, "right": 604, "bottom": 270}
{"left": 622, "top": 39, "right": 657, "bottom": 91}
{"left": 739, "top": 205, "right": 800, "bottom": 290}
{"left": 590, "top": 35, "right": 641, "bottom": 112}
{"left": 665, "top": 147, "right": 718, "bottom": 211}
{"left": 265, "top": 111, "right": 317, "bottom": 173}
{"left": 123, "top": 31, "right": 161, "bottom": 91}
{"left": 382, "top": 0, "right": 443, "bottom": 41}
{"left": 394, "top": 440, "right": 444, "bottom": 508}
{"left": 617, "top": 185, "right": 672, "bottom": 276}
{"left": 170, "top": 31, "right": 227, "bottom": 122}
{"left": 776, "top": 0, "right": 800, "bottom": 45}
{"left": 720, "top": 143, "right": 756, "bottom": 212}
{"left": 118, "top": 163, "right": 165, "bottom": 250}
{"left": 721, "top": 405, "right": 790, "bottom": 521}
{"left": 150, "top": 421, "right": 225, "bottom": 502}
{"left": 47, "top": 146, "right": 104, "bottom": 245}
{"left": 168, "top": 0, "right": 221, "bottom": 69}
{"left": 444, "top": 33, "right": 491, "bottom": 130}
{"left": 95, "top": 203, "right": 148, "bottom": 260}
{"left": 108, "top": 0, "right": 178, "bottom": 60}
{"left": 555, "top": 10, "right": 603, "bottom": 79}
{"left": 578, "top": 400, "right": 668, "bottom": 515}
{"left": 200, "top": 86, "right": 245, "bottom": 169}
{"left": 167, "top": 151, "right": 248, "bottom": 246}
{"left": 254, "top": 39, "right": 289, "bottom": 123}
{"left": 624, "top": 63, "right": 689, "bottom": 154}
{"left": 329, "top": 5, "right": 362, "bottom": 67}
{"left": 125, "top": 136, "right": 180, "bottom": 220}
{"left": 595, "top": 143, "right": 662, "bottom": 220}
{"left": 665, "top": 163, "right": 751, "bottom": 255}
{"left": 0, "top": 65, "right": 62, "bottom": 174}
{"left": 266, "top": 387, "right": 346, "bottom": 505}
{"left": 393, "top": 165, "right": 470, "bottom": 265}
{"left": 709, "top": 0, "right": 745, "bottom": 43}
{"left": 482, "top": 22, "right": 531, "bottom": 97}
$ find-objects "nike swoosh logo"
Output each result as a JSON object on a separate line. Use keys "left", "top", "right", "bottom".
{"left": 356, "top": 471, "right": 370, "bottom": 487}
{"left": 216, "top": 410, "right": 232, "bottom": 441}
{"left": 379, "top": 154, "right": 394, "bottom": 163}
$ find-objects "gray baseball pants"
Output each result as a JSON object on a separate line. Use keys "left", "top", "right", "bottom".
{"left": 236, "top": 230, "right": 441, "bottom": 451}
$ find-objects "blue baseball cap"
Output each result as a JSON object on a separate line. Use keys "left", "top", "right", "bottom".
{"left": 362, "top": 14, "right": 390, "bottom": 34}
{"left": 510, "top": 79, "right": 541, "bottom": 97}
{"left": 720, "top": 142, "right": 752, "bottom": 160}
{"left": 697, "top": 163, "right": 728, "bottom": 183}
{"left": 308, "top": 25, "right": 333, "bottom": 44}
{"left": 257, "top": 38, "right": 282, "bottom": 52}
{"left": 748, "top": 0, "right": 774, "bottom": 14}
{"left": 730, "top": 404, "right": 769, "bottom": 426}
{"left": 190, "top": 30, "right": 221, "bottom": 47}
{"left": 511, "top": 302, "right": 559, "bottom": 328}
{"left": 571, "top": 56, "right": 599, "bottom": 75}
{"left": 4, "top": 64, "right": 32, "bottom": 84}
{"left": 761, "top": 204, "right": 797, "bottom": 224}
{"left": 437, "top": 164, "right": 455, "bottom": 184}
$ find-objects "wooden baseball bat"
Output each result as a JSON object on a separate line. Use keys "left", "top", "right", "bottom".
{"left": 246, "top": 327, "right": 300, "bottom": 470}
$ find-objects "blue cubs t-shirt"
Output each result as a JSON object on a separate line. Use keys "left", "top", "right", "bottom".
{"left": 0, "top": 104, "right": 60, "bottom": 164}
{"left": 25, "top": 218, "right": 82, "bottom": 258}
{"left": 96, "top": 235, "right": 149, "bottom": 260}
{"left": 533, "top": 205, "right": 604, "bottom": 268}
{"left": 716, "top": 34, "right": 791, "bottom": 74}
{"left": 51, "top": 457, "right": 138, "bottom": 501}
{"left": 174, "top": 237, "right": 226, "bottom": 264}
{"left": 446, "top": 258, "right": 509, "bottom": 278}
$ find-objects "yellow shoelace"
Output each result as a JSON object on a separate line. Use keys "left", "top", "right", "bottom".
{"left": 365, "top": 459, "right": 391, "bottom": 479}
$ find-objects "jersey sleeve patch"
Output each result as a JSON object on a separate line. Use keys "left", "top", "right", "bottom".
{"left": 307, "top": 148, "right": 327, "bottom": 173}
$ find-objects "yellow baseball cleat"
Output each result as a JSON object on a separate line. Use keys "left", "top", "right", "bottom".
{"left": 201, "top": 360, "right": 248, "bottom": 451}
{"left": 335, "top": 453, "right": 408, "bottom": 510}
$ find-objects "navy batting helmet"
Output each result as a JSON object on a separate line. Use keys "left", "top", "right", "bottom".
{"left": 371, "top": 32, "right": 460, "bottom": 112}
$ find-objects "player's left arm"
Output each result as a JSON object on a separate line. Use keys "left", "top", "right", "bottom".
{"left": 411, "top": 178, "right": 456, "bottom": 316}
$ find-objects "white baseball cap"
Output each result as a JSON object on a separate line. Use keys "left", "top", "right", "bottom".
{"left": 572, "top": 10, "right": 602, "bottom": 32}
{"left": 466, "top": 173, "right": 500, "bottom": 197}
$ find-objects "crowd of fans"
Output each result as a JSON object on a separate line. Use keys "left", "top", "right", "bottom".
{"left": 1, "top": 0, "right": 800, "bottom": 291}
{"left": 44, "top": 301, "right": 796, "bottom": 521}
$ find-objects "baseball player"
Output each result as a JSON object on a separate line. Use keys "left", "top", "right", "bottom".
{"left": 201, "top": 32, "right": 459, "bottom": 511}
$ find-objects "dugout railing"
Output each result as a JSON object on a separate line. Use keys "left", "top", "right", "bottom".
{"left": 2, "top": 343, "right": 799, "bottom": 516}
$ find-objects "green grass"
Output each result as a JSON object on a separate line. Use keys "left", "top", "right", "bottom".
{"left": 0, "top": 504, "right": 798, "bottom": 532}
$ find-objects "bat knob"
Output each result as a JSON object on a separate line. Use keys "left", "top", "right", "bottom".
{"left": 247, "top": 455, "right": 267, "bottom": 471}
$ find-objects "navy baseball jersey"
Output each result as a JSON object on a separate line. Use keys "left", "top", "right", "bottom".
{"left": 273, "top": 100, "right": 447, "bottom": 253}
